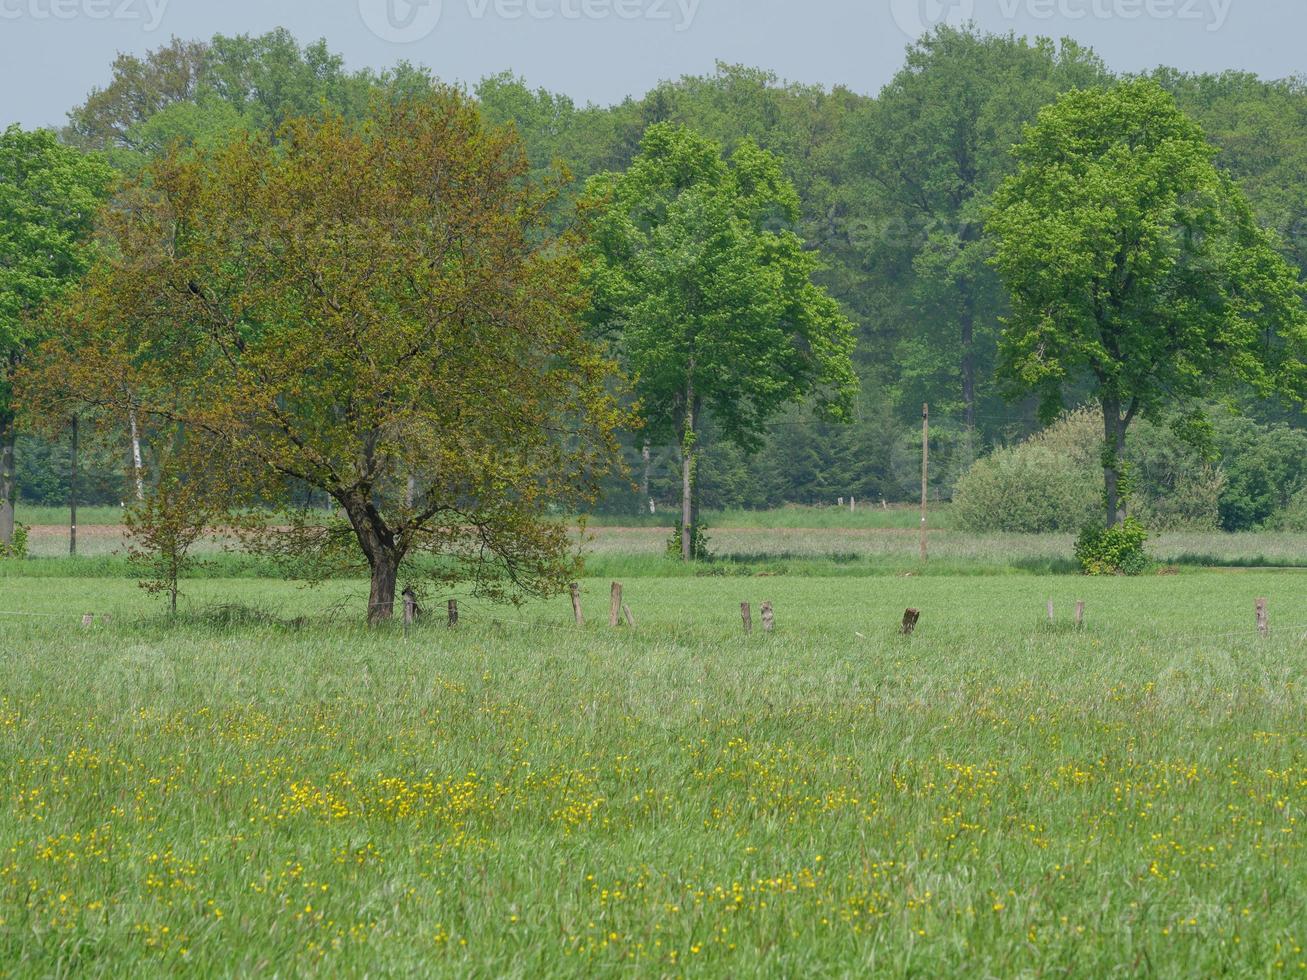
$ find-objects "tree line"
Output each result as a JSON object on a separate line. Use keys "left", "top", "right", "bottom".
{"left": 1, "top": 26, "right": 1305, "bottom": 617}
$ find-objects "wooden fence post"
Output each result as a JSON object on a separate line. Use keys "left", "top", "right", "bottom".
{"left": 610, "top": 582, "right": 624, "bottom": 627}
{"left": 741, "top": 602, "right": 753, "bottom": 635}
{"left": 1046, "top": 600, "right": 1055, "bottom": 624}
{"left": 622, "top": 604, "right": 635, "bottom": 628}
{"left": 448, "top": 599, "right": 458, "bottom": 628}
{"left": 761, "top": 601, "right": 775, "bottom": 633}
{"left": 901, "top": 609, "right": 920, "bottom": 635}
{"left": 1256, "top": 598, "right": 1269, "bottom": 637}
{"left": 570, "top": 583, "right": 584, "bottom": 626}
{"left": 1075, "top": 601, "right": 1085, "bottom": 628}
{"left": 403, "top": 588, "right": 418, "bottom": 628}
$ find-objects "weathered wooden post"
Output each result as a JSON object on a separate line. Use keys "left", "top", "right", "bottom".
{"left": 741, "top": 602, "right": 753, "bottom": 635}
{"left": 901, "top": 609, "right": 921, "bottom": 635}
{"left": 622, "top": 604, "right": 635, "bottom": 628}
{"left": 609, "top": 582, "right": 623, "bottom": 627}
{"left": 570, "top": 583, "right": 584, "bottom": 626}
{"left": 447, "top": 599, "right": 458, "bottom": 628}
{"left": 761, "top": 601, "right": 775, "bottom": 633}
{"left": 402, "top": 587, "right": 418, "bottom": 629}
{"left": 1075, "top": 601, "right": 1086, "bottom": 628}
{"left": 1047, "top": 600, "right": 1056, "bottom": 624}
{"left": 1256, "top": 598, "right": 1269, "bottom": 637}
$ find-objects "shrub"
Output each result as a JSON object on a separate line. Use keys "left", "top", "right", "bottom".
{"left": 0, "top": 523, "right": 28, "bottom": 560}
{"left": 951, "top": 444, "right": 1098, "bottom": 533}
{"left": 666, "top": 522, "right": 712, "bottom": 561}
{"left": 1075, "top": 518, "right": 1150, "bottom": 576}
{"left": 1274, "top": 488, "right": 1307, "bottom": 532}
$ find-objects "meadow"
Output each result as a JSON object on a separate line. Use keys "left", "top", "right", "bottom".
{"left": 0, "top": 519, "right": 1305, "bottom": 976}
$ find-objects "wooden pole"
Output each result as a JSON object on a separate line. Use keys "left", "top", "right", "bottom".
{"left": 69, "top": 414, "right": 79, "bottom": 557}
{"left": 901, "top": 609, "right": 921, "bottom": 635}
{"left": 761, "top": 601, "right": 775, "bottom": 633}
{"left": 1075, "top": 601, "right": 1085, "bottom": 628}
{"left": 448, "top": 599, "right": 458, "bottom": 628}
{"left": 741, "top": 602, "right": 752, "bottom": 635}
{"left": 920, "top": 403, "right": 928, "bottom": 563}
{"left": 570, "top": 583, "right": 584, "bottom": 626}
{"left": 1256, "top": 598, "right": 1269, "bottom": 637}
{"left": 609, "top": 582, "right": 623, "bottom": 627}
{"left": 622, "top": 604, "right": 635, "bottom": 628}
{"left": 402, "top": 587, "right": 418, "bottom": 628}
{"left": 1047, "top": 600, "right": 1056, "bottom": 624}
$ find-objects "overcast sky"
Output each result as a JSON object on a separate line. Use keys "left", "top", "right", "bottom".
{"left": 1, "top": 0, "right": 1302, "bottom": 129}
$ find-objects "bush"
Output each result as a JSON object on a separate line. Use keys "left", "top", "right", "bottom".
{"left": 1075, "top": 518, "right": 1150, "bottom": 576}
{"left": 0, "top": 523, "right": 28, "bottom": 560}
{"left": 951, "top": 444, "right": 1098, "bottom": 533}
{"left": 666, "top": 522, "right": 712, "bottom": 561}
{"left": 1274, "top": 488, "right": 1307, "bottom": 532}
{"left": 1127, "top": 419, "right": 1224, "bottom": 530}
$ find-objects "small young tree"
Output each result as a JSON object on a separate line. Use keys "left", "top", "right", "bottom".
{"left": 124, "top": 454, "right": 221, "bottom": 615}
{"left": 581, "top": 124, "right": 858, "bottom": 559}
{"left": 22, "top": 94, "right": 627, "bottom": 624}
{"left": 986, "top": 81, "right": 1307, "bottom": 526}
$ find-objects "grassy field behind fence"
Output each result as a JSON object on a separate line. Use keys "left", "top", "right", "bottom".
{"left": 0, "top": 569, "right": 1304, "bottom": 976}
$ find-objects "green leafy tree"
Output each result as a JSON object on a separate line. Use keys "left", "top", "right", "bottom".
{"left": 23, "top": 94, "right": 627, "bottom": 624}
{"left": 0, "top": 126, "right": 112, "bottom": 547}
{"left": 987, "top": 80, "right": 1307, "bottom": 527}
{"left": 582, "top": 123, "right": 858, "bottom": 558}
{"left": 849, "top": 27, "right": 1106, "bottom": 433}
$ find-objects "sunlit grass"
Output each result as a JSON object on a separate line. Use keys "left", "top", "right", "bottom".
{"left": 0, "top": 571, "right": 1304, "bottom": 975}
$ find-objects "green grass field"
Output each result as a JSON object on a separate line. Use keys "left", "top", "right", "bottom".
{"left": 1, "top": 559, "right": 1305, "bottom": 976}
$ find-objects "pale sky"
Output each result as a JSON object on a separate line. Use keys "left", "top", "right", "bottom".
{"left": 1, "top": 0, "right": 1301, "bottom": 129}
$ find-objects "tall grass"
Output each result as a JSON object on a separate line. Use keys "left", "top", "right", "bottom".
{"left": 0, "top": 573, "right": 1304, "bottom": 975}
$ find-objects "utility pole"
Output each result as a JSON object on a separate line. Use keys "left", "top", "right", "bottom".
{"left": 69, "top": 414, "right": 79, "bottom": 557}
{"left": 920, "top": 403, "right": 928, "bottom": 563}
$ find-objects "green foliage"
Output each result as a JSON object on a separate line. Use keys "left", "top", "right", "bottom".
{"left": 665, "top": 521, "right": 712, "bottom": 562}
{"left": 987, "top": 80, "right": 1307, "bottom": 524}
{"left": 1275, "top": 487, "right": 1307, "bottom": 531}
{"left": 26, "top": 96, "right": 628, "bottom": 625}
{"left": 1212, "top": 414, "right": 1307, "bottom": 530}
{"left": 952, "top": 445, "right": 1098, "bottom": 534}
{"left": 124, "top": 469, "right": 217, "bottom": 614}
{"left": 0, "top": 521, "right": 26, "bottom": 559}
{"left": 1075, "top": 518, "right": 1151, "bottom": 576}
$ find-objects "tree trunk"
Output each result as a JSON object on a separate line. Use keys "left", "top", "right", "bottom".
{"left": 0, "top": 417, "right": 14, "bottom": 548}
{"left": 680, "top": 385, "right": 696, "bottom": 562}
{"left": 640, "top": 442, "right": 651, "bottom": 515}
{"left": 960, "top": 285, "right": 976, "bottom": 432}
{"left": 1101, "top": 399, "right": 1128, "bottom": 528}
{"left": 342, "top": 494, "right": 403, "bottom": 625}
{"left": 69, "top": 415, "right": 79, "bottom": 557}
{"left": 680, "top": 443, "right": 694, "bottom": 561}
{"left": 129, "top": 408, "right": 145, "bottom": 502}
{"left": 369, "top": 553, "right": 399, "bottom": 625}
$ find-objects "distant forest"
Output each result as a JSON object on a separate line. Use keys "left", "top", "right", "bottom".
{"left": 17, "top": 26, "right": 1307, "bottom": 518}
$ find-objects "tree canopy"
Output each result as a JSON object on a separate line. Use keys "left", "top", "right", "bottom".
{"left": 22, "top": 94, "right": 627, "bottom": 621}
{"left": 986, "top": 80, "right": 1307, "bottom": 525}
{"left": 0, "top": 125, "right": 112, "bottom": 545}
{"left": 581, "top": 123, "right": 857, "bottom": 556}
